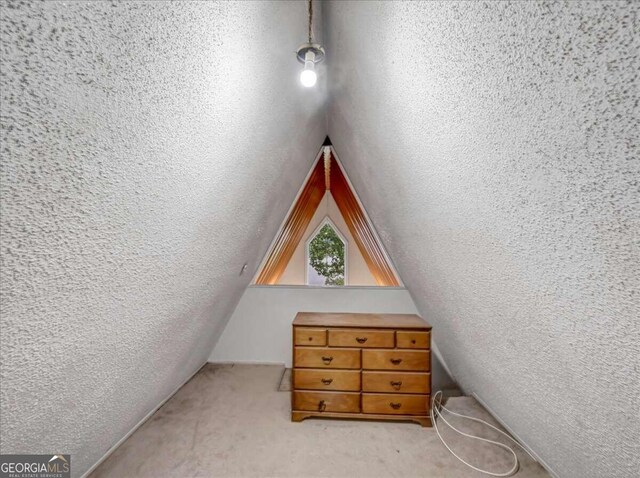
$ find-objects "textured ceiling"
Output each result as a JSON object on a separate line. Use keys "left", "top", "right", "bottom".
{"left": 0, "top": 1, "right": 325, "bottom": 476}
{"left": 1, "top": 1, "right": 638, "bottom": 478}
{"left": 324, "top": 1, "right": 639, "bottom": 477}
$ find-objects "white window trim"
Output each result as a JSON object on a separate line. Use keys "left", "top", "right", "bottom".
{"left": 304, "top": 216, "right": 348, "bottom": 286}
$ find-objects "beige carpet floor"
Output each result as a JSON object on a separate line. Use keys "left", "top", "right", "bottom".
{"left": 90, "top": 364, "right": 549, "bottom": 478}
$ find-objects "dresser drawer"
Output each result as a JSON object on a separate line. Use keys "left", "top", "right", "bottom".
{"left": 328, "top": 329, "right": 394, "bottom": 348}
{"left": 293, "top": 391, "right": 360, "bottom": 413}
{"left": 362, "top": 371, "right": 431, "bottom": 394}
{"left": 294, "top": 347, "right": 361, "bottom": 369}
{"left": 362, "top": 349, "right": 430, "bottom": 371}
{"left": 294, "top": 327, "right": 327, "bottom": 346}
{"left": 396, "top": 331, "right": 430, "bottom": 349}
{"left": 293, "top": 369, "right": 360, "bottom": 391}
{"left": 362, "top": 393, "right": 429, "bottom": 415}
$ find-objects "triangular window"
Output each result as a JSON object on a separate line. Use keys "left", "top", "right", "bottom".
{"left": 254, "top": 143, "right": 400, "bottom": 287}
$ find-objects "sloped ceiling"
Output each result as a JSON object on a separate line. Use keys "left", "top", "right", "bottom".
{"left": 0, "top": 1, "right": 325, "bottom": 476}
{"left": 324, "top": 2, "right": 639, "bottom": 477}
{"left": 2, "top": 1, "right": 638, "bottom": 478}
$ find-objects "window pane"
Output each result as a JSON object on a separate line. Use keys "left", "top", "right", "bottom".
{"left": 307, "top": 223, "right": 345, "bottom": 286}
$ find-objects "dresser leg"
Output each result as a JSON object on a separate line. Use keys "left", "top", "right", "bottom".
{"left": 291, "top": 411, "right": 310, "bottom": 422}
{"left": 413, "top": 416, "right": 432, "bottom": 427}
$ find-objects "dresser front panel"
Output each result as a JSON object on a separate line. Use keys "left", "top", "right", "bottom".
{"left": 292, "top": 313, "right": 432, "bottom": 427}
{"left": 294, "top": 327, "right": 327, "bottom": 346}
{"left": 293, "top": 391, "right": 361, "bottom": 413}
{"left": 362, "top": 349, "right": 430, "bottom": 371}
{"left": 362, "top": 393, "right": 429, "bottom": 415}
{"left": 362, "top": 371, "right": 431, "bottom": 394}
{"left": 294, "top": 347, "right": 361, "bottom": 369}
{"left": 396, "top": 331, "right": 430, "bottom": 349}
{"left": 293, "top": 369, "right": 361, "bottom": 392}
{"left": 327, "top": 329, "right": 394, "bottom": 348}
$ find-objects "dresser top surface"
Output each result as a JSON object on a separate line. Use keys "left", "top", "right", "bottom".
{"left": 293, "top": 312, "right": 431, "bottom": 330}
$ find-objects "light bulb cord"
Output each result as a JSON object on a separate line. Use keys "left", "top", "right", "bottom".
{"left": 308, "top": 0, "right": 313, "bottom": 44}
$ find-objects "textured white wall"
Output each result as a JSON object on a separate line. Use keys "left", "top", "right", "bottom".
{"left": 324, "top": 1, "right": 639, "bottom": 477}
{"left": 209, "top": 285, "right": 456, "bottom": 391}
{"left": 0, "top": 1, "right": 325, "bottom": 476}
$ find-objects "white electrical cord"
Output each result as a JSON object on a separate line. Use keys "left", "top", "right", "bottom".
{"left": 430, "top": 391, "right": 536, "bottom": 477}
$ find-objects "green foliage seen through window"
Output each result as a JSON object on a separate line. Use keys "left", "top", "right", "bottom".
{"left": 308, "top": 223, "right": 345, "bottom": 286}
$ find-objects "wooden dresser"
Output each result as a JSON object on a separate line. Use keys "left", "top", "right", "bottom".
{"left": 291, "top": 312, "right": 432, "bottom": 427}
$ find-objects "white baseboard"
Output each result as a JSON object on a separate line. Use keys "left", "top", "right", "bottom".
{"left": 471, "top": 392, "right": 559, "bottom": 478}
{"left": 208, "top": 360, "right": 285, "bottom": 366}
{"left": 81, "top": 361, "right": 208, "bottom": 478}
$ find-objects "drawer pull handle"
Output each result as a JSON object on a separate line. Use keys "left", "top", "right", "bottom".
{"left": 390, "top": 380, "right": 402, "bottom": 390}
{"left": 321, "top": 378, "right": 333, "bottom": 385}
{"left": 308, "top": 337, "right": 314, "bottom": 341}
{"left": 411, "top": 339, "right": 416, "bottom": 344}
{"left": 321, "top": 356, "right": 334, "bottom": 365}
{"left": 390, "top": 402, "right": 402, "bottom": 410}
{"left": 356, "top": 337, "right": 368, "bottom": 344}
{"left": 390, "top": 358, "right": 403, "bottom": 365}
{"left": 318, "top": 400, "right": 326, "bottom": 412}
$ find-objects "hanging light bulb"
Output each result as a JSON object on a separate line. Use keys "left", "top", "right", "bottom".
{"left": 296, "top": 0, "right": 324, "bottom": 88}
{"left": 300, "top": 51, "right": 317, "bottom": 87}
